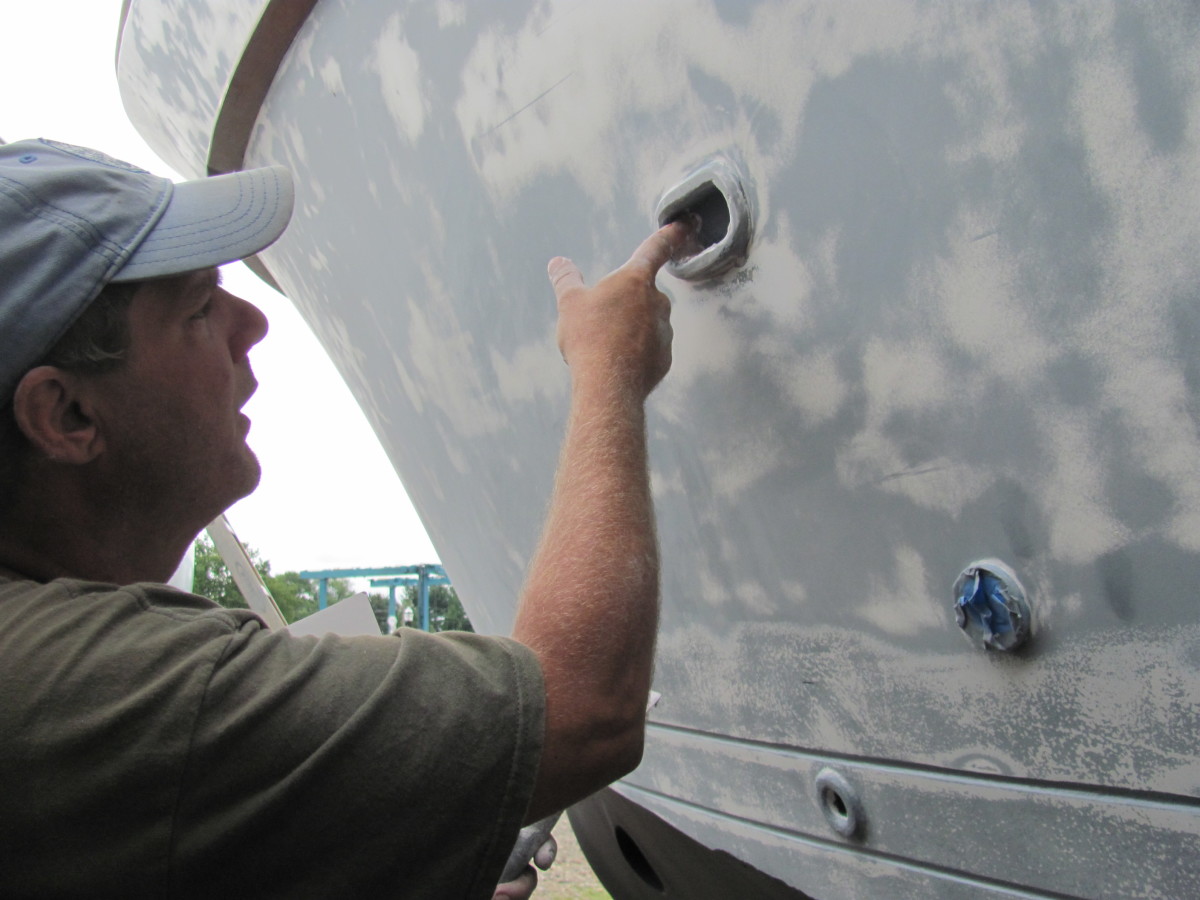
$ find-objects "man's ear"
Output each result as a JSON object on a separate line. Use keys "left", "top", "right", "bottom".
{"left": 11, "top": 366, "right": 104, "bottom": 464}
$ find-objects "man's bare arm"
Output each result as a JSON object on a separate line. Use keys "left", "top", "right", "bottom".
{"left": 511, "top": 222, "right": 688, "bottom": 823}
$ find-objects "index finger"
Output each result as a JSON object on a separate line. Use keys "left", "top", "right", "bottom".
{"left": 623, "top": 220, "right": 691, "bottom": 277}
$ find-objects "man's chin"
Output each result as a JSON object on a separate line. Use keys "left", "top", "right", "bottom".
{"left": 232, "top": 445, "right": 263, "bottom": 500}
{"left": 210, "top": 446, "right": 263, "bottom": 516}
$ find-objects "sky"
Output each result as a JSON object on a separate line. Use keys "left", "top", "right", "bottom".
{"left": 0, "top": 2, "right": 439, "bottom": 578}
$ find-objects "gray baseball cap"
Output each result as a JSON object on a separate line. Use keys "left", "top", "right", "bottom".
{"left": 0, "top": 138, "right": 294, "bottom": 401}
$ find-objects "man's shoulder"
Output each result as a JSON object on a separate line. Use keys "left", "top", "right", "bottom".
{"left": 0, "top": 570, "right": 266, "bottom": 642}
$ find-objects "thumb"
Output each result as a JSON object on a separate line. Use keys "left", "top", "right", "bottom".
{"left": 547, "top": 256, "right": 585, "bottom": 300}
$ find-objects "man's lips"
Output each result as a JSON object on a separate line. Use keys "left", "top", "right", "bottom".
{"left": 236, "top": 380, "right": 258, "bottom": 412}
{"left": 238, "top": 374, "right": 258, "bottom": 433}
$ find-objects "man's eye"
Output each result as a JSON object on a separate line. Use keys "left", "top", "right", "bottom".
{"left": 190, "top": 301, "right": 212, "bottom": 320}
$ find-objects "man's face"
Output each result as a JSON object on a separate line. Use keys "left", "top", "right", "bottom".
{"left": 87, "top": 267, "right": 269, "bottom": 528}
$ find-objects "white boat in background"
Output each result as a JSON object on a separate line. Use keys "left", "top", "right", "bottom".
{"left": 116, "top": 2, "right": 1200, "bottom": 897}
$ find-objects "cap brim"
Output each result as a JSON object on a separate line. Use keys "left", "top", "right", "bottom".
{"left": 111, "top": 164, "right": 294, "bottom": 282}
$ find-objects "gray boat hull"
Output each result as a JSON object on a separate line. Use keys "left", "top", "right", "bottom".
{"left": 119, "top": 2, "right": 1200, "bottom": 896}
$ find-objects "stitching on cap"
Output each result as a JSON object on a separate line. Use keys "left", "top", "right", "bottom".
{"left": 130, "top": 180, "right": 277, "bottom": 262}
{"left": 122, "top": 173, "right": 284, "bottom": 266}
{"left": 148, "top": 177, "right": 254, "bottom": 235}
{"left": 146, "top": 170, "right": 275, "bottom": 238}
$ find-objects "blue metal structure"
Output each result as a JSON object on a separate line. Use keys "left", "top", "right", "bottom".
{"left": 370, "top": 569, "right": 449, "bottom": 632}
{"left": 296, "top": 565, "right": 449, "bottom": 632}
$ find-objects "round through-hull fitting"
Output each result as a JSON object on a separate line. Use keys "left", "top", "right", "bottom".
{"left": 814, "top": 768, "right": 866, "bottom": 840}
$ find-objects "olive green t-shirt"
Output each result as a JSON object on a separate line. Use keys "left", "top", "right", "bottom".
{"left": 0, "top": 571, "right": 545, "bottom": 899}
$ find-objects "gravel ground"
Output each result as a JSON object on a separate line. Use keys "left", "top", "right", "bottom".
{"left": 532, "top": 817, "right": 612, "bottom": 900}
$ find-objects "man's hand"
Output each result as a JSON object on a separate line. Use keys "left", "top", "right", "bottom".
{"left": 491, "top": 835, "right": 558, "bottom": 900}
{"left": 548, "top": 220, "right": 690, "bottom": 399}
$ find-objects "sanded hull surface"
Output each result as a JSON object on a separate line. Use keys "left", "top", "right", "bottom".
{"left": 118, "top": 3, "right": 1200, "bottom": 897}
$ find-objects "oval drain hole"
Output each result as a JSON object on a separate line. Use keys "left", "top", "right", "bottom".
{"left": 677, "top": 181, "right": 730, "bottom": 250}
{"left": 655, "top": 155, "right": 752, "bottom": 282}
{"left": 825, "top": 787, "right": 848, "bottom": 820}
{"left": 615, "top": 825, "right": 665, "bottom": 892}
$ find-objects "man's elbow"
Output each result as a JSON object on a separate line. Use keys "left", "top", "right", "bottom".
{"left": 573, "top": 705, "right": 648, "bottom": 785}
{"left": 527, "top": 703, "right": 649, "bottom": 821}
{"left": 606, "top": 720, "right": 646, "bottom": 782}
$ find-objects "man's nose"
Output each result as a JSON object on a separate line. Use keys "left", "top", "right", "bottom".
{"left": 223, "top": 289, "right": 269, "bottom": 358}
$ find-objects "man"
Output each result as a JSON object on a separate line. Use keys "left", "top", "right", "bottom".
{"left": 0, "top": 139, "right": 687, "bottom": 898}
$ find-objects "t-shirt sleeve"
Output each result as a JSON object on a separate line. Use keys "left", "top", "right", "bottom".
{"left": 169, "top": 623, "right": 545, "bottom": 899}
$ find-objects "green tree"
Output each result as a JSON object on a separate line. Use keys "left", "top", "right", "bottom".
{"left": 368, "top": 594, "right": 392, "bottom": 633}
{"left": 190, "top": 535, "right": 353, "bottom": 625}
{"left": 402, "top": 584, "right": 473, "bottom": 633}
{"left": 266, "top": 570, "right": 356, "bottom": 624}
{"left": 192, "top": 534, "right": 257, "bottom": 610}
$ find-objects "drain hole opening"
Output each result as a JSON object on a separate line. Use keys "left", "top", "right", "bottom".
{"left": 665, "top": 181, "right": 730, "bottom": 255}
{"left": 615, "top": 825, "right": 665, "bottom": 892}
{"left": 824, "top": 787, "right": 848, "bottom": 821}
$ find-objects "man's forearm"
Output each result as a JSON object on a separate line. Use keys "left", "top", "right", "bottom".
{"left": 514, "top": 379, "right": 659, "bottom": 750}
{"left": 511, "top": 222, "right": 686, "bottom": 821}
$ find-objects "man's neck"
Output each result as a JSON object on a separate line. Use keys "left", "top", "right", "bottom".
{"left": 0, "top": 474, "right": 201, "bottom": 584}
{"left": 0, "top": 530, "right": 191, "bottom": 585}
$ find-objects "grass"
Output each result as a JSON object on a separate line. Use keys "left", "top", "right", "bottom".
{"left": 529, "top": 817, "right": 613, "bottom": 900}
